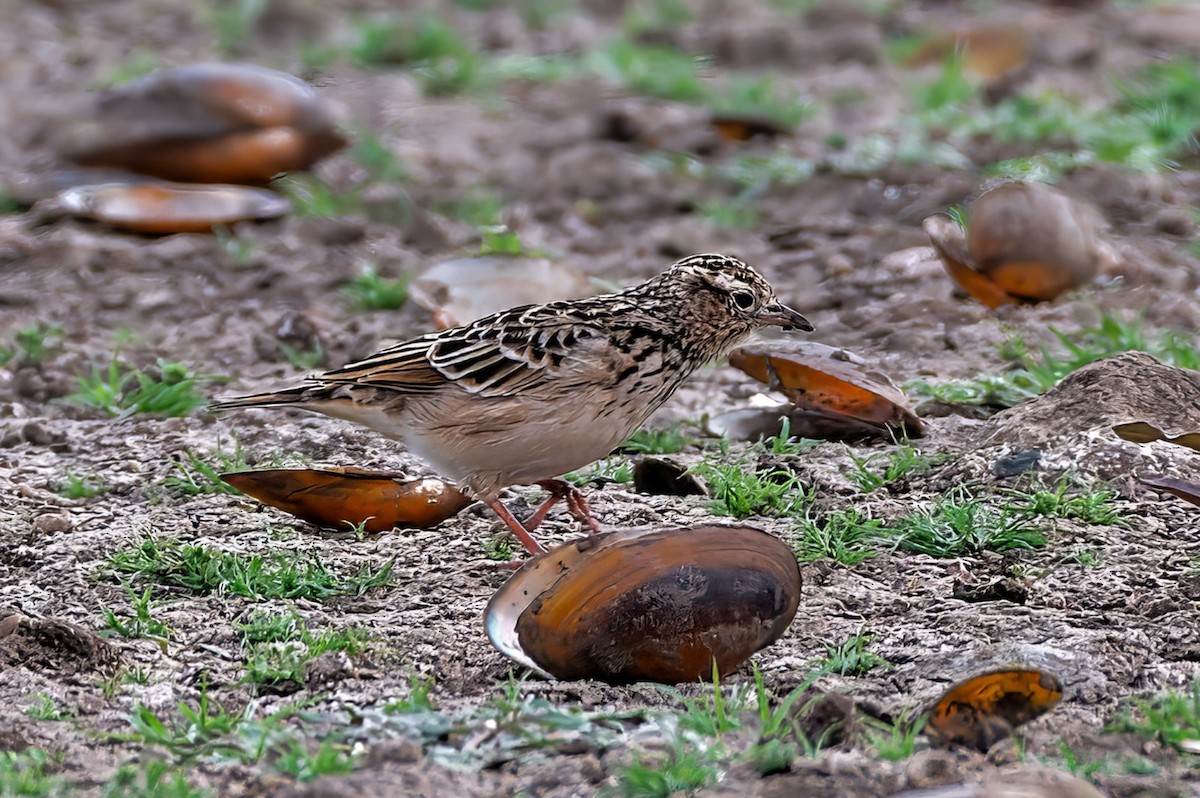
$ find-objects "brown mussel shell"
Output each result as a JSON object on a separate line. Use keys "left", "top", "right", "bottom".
{"left": 60, "top": 63, "right": 346, "bottom": 185}
{"left": 926, "top": 182, "right": 1101, "bottom": 308}
{"left": 729, "top": 340, "right": 924, "bottom": 439}
{"left": 486, "top": 524, "right": 801, "bottom": 684}
{"left": 220, "top": 468, "right": 470, "bottom": 532}
{"left": 925, "top": 667, "right": 1064, "bottom": 752}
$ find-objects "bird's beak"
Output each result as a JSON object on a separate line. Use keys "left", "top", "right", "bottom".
{"left": 758, "top": 302, "right": 814, "bottom": 332}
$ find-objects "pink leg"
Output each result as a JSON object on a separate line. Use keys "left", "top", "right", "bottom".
{"left": 522, "top": 490, "right": 566, "bottom": 532}
{"left": 482, "top": 498, "right": 545, "bottom": 556}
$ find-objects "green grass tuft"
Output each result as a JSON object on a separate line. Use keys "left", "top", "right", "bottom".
{"left": 58, "top": 472, "right": 109, "bottom": 500}
{"left": 0, "top": 748, "right": 62, "bottom": 797}
{"left": 793, "top": 507, "right": 884, "bottom": 566}
{"left": 100, "top": 586, "right": 172, "bottom": 650}
{"left": 815, "top": 630, "right": 890, "bottom": 677}
{"left": 696, "top": 461, "right": 810, "bottom": 519}
{"left": 614, "top": 740, "right": 720, "bottom": 798}
{"left": 907, "top": 313, "right": 1200, "bottom": 409}
{"left": 887, "top": 489, "right": 1048, "bottom": 557}
{"left": 862, "top": 709, "right": 924, "bottom": 762}
{"left": 342, "top": 265, "right": 410, "bottom": 312}
{"left": 69, "top": 359, "right": 212, "bottom": 418}
{"left": 620, "top": 426, "right": 693, "bottom": 455}
{"left": 846, "top": 443, "right": 948, "bottom": 493}
{"left": 0, "top": 322, "right": 64, "bottom": 368}
{"left": 238, "top": 609, "right": 369, "bottom": 687}
{"left": 109, "top": 537, "right": 394, "bottom": 601}
{"left": 1109, "top": 678, "right": 1200, "bottom": 753}
{"left": 1002, "top": 477, "right": 1125, "bottom": 526}
{"left": 160, "top": 443, "right": 248, "bottom": 497}
{"left": 25, "top": 693, "right": 75, "bottom": 722}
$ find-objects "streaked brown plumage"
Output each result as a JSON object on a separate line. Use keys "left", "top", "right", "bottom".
{"left": 212, "top": 253, "right": 812, "bottom": 553}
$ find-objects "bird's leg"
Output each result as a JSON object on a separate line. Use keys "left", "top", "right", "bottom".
{"left": 482, "top": 498, "right": 545, "bottom": 556}
{"left": 537, "top": 479, "right": 603, "bottom": 535}
{"left": 521, "top": 486, "right": 568, "bottom": 532}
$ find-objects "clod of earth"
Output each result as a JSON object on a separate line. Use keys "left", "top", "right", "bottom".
{"left": 0, "top": 614, "right": 120, "bottom": 676}
{"left": 925, "top": 181, "right": 1103, "bottom": 308}
{"left": 924, "top": 667, "right": 1064, "bottom": 753}
{"left": 55, "top": 181, "right": 291, "bottom": 234}
{"left": 485, "top": 524, "right": 801, "bottom": 684}
{"left": 57, "top": 63, "right": 346, "bottom": 185}
{"left": 729, "top": 340, "right": 923, "bottom": 440}
{"left": 220, "top": 468, "right": 471, "bottom": 532}
{"left": 978, "top": 352, "right": 1200, "bottom": 481}
{"left": 409, "top": 255, "right": 595, "bottom": 329}
{"left": 630, "top": 456, "right": 706, "bottom": 497}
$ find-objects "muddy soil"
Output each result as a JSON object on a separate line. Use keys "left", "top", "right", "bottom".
{"left": 1, "top": 1, "right": 1199, "bottom": 796}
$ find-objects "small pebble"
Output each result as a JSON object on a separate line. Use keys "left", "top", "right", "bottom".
{"left": 903, "top": 748, "right": 962, "bottom": 789}
{"left": 578, "top": 754, "right": 605, "bottom": 784}
{"left": 992, "top": 449, "right": 1041, "bottom": 477}
{"left": 32, "top": 513, "right": 73, "bottom": 535}
{"left": 21, "top": 422, "right": 52, "bottom": 446}
{"left": 826, "top": 252, "right": 854, "bottom": 277}
{"left": 365, "top": 738, "right": 423, "bottom": 766}
{"left": 1152, "top": 207, "right": 1196, "bottom": 237}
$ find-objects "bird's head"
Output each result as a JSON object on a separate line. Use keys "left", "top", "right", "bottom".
{"left": 657, "top": 253, "right": 814, "bottom": 335}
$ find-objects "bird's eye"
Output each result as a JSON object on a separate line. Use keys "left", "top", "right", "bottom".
{"left": 731, "top": 290, "right": 756, "bottom": 310}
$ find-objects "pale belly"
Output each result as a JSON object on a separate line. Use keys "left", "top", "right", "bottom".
{"left": 401, "top": 392, "right": 652, "bottom": 497}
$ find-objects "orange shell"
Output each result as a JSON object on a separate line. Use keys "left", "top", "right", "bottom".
{"left": 925, "top": 183, "right": 1100, "bottom": 308}
{"left": 729, "top": 341, "right": 923, "bottom": 437}
{"left": 925, "top": 668, "right": 1063, "bottom": 751}
{"left": 710, "top": 113, "right": 792, "bottom": 142}
{"left": 905, "top": 25, "right": 1030, "bottom": 82}
{"left": 924, "top": 214, "right": 1015, "bottom": 310}
{"left": 486, "top": 524, "right": 801, "bottom": 684}
{"left": 220, "top": 468, "right": 470, "bottom": 532}
{"left": 57, "top": 182, "right": 290, "bottom": 234}
{"left": 76, "top": 128, "right": 323, "bottom": 186}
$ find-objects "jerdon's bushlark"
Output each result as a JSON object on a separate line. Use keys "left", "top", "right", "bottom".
{"left": 212, "top": 253, "right": 812, "bottom": 553}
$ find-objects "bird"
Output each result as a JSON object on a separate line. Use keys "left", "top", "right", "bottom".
{"left": 211, "top": 253, "right": 813, "bottom": 555}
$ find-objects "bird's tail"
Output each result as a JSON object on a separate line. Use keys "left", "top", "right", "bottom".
{"left": 209, "top": 383, "right": 326, "bottom": 412}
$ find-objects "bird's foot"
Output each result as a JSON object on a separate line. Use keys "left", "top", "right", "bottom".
{"left": 482, "top": 481, "right": 604, "bottom": 556}
{"left": 536, "top": 479, "right": 603, "bottom": 535}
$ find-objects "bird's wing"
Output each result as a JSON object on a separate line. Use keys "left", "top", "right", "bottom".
{"left": 317, "top": 304, "right": 607, "bottom": 397}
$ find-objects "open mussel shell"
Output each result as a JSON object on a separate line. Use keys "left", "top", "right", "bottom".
{"left": 926, "top": 182, "right": 1101, "bottom": 308}
{"left": 410, "top": 255, "right": 594, "bottom": 328}
{"left": 60, "top": 63, "right": 346, "bottom": 184}
{"left": 925, "top": 667, "right": 1064, "bottom": 752}
{"left": 220, "top": 468, "right": 470, "bottom": 532}
{"left": 57, "top": 182, "right": 290, "bottom": 234}
{"left": 729, "top": 340, "right": 924, "bottom": 439}
{"left": 486, "top": 524, "right": 801, "bottom": 684}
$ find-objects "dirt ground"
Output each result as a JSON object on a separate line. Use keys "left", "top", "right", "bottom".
{"left": 1, "top": 0, "right": 1200, "bottom": 796}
